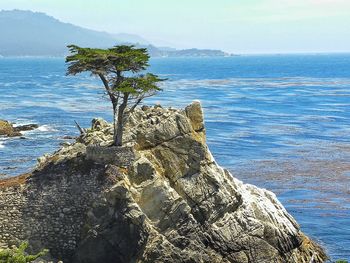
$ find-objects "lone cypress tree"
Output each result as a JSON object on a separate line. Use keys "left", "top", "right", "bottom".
{"left": 66, "top": 45, "right": 163, "bottom": 146}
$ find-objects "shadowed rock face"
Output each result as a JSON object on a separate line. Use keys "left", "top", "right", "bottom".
{"left": 0, "top": 102, "right": 327, "bottom": 263}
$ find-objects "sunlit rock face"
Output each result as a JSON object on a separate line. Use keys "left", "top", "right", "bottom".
{"left": 0, "top": 102, "right": 326, "bottom": 263}
{"left": 72, "top": 101, "right": 326, "bottom": 263}
{"left": 0, "top": 120, "right": 14, "bottom": 136}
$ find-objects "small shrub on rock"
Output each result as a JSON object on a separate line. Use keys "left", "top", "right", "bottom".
{"left": 0, "top": 242, "right": 48, "bottom": 263}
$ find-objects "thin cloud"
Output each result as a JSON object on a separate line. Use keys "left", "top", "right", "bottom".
{"left": 225, "top": 0, "right": 350, "bottom": 23}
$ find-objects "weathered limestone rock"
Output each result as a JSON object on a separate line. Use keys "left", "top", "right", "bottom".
{"left": 185, "top": 100, "right": 205, "bottom": 131}
{"left": 91, "top": 118, "right": 109, "bottom": 131}
{"left": 0, "top": 120, "right": 17, "bottom": 136}
{"left": 0, "top": 102, "right": 327, "bottom": 263}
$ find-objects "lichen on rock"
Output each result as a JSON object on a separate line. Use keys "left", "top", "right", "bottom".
{"left": 0, "top": 120, "right": 17, "bottom": 136}
{"left": 0, "top": 101, "right": 327, "bottom": 263}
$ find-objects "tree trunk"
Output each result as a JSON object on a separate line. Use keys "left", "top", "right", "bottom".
{"left": 113, "top": 104, "right": 118, "bottom": 145}
{"left": 114, "top": 94, "right": 129, "bottom": 146}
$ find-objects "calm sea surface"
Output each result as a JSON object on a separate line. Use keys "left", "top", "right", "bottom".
{"left": 0, "top": 55, "right": 349, "bottom": 260}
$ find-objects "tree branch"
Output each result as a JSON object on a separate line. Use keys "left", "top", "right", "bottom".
{"left": 98, "top": 73, "right": 118, "bottom": 107}
{"left": 98, "top": 73, "right": 110, "bottom": 91}
{"left": 74, "top": 120, "right": 86, "bottom": 135}
{"left": 125, "top": 91, "right": 153, "bottom": 115}
{"left": 129, "top": 97, "right": 143, "bottom": 112}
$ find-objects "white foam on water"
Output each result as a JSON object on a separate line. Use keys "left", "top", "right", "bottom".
{"left": 37, "top": 125, "right": 57, "bottom": 132}
{"left": 18, "top": 124, "right": 58, "bottom": 135}
{"left": 0, "top": 138, "right": 6, "bottom": 149}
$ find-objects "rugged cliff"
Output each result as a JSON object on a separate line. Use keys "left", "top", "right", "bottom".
{"left": 0, "top": 102, "right": 326, "bottom": 263}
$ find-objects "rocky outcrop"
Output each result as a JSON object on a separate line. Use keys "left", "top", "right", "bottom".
{"left": 0, "top": 102, "right": 326, "bottom": 263}
{"left": 0, "top": 120, "right": 16, "bottom": 136}
{"left": 0, "top": 120, "right": 38, "bottom": 137}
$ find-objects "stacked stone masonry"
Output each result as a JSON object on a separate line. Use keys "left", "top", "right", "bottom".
{"left": 0, "top": 161, "right": 113, "bottom": 261}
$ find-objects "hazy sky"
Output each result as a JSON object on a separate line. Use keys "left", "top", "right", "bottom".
{"left": 1, "top": 0, "right": 350, "bottom": 53}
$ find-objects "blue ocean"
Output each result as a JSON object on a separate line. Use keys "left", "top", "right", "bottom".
{"left": 0, "top": 55, "right": 349, "bottom": 260}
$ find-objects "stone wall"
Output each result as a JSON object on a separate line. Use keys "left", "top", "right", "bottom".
{"left": 0, "top": 158, "right": 115, "bottom": 261}
{"left": 86, "top": 145, "right": 136, "bottom": 165}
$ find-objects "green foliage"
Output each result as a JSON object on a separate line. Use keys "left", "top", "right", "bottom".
{"left": 335, "top": 260, "right": 348, "bottom": 263}
{"left": 117, "top": 73, "right": 163, "bottom": 95}
{"left": 65, "top": 44, "right": 163, "bottom": 97}
{"left": 66, "top": 44, "right": 149, "bottom": 75}
{"left": 0, "top": 242, "right": 48, "bottom": 263}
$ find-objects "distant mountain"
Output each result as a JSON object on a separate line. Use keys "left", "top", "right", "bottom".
{"left": 162, "top": 48, "right": 230, "bottom": 57}
{"left": 0, "top": 10, "right": 230, "bottom": 57}
{"left": 136, "top": 45, "right": 230, "bottom": 57}
{"left": 0, "top": 10, "right": 119, "bottom": 56}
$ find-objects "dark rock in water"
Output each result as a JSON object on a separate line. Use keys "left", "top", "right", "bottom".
{"left": 0, "top": 120, "right": 38, "bottom": 137}
{"left": 7, "top": 131, "right": 22, "bottom": 137}
{"left": 0, "top": 102, "right": 327, "bottom": 263}
{"left": 62, "top": 135, "right": 77, "bottom": 140}
{"left": 3, "top": 167, "right": 17, "bottom": 170}
{"left": 13, "top": 124, "right": 39, "bottom": 132}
